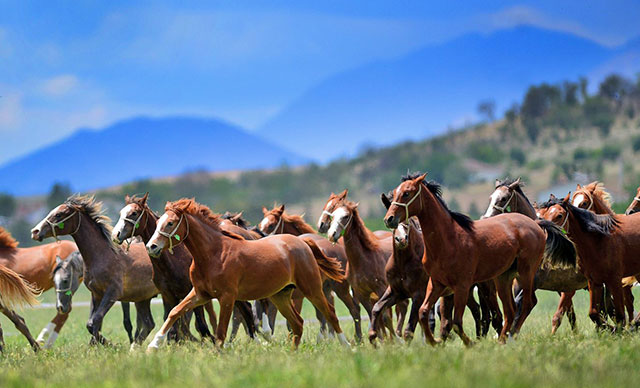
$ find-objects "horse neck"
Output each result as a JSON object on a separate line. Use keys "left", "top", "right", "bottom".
{"left": 394, "top": 227, "right": 423, "bottom": 267}
{"left": 71, "top": 213, "right": 117, "bottom": 270}
{"left": 343, "top": 209, "right": 379, "bottom": 268}
{"left": 591, "top": 196, "right": 615, "bottom": 215}
{"left": 514, "top": 192, "right": 537, "bottom": 219}
{"left": 415, "top": 189, "right": 459, "bottom": 260}
{"left": 138, "top": 208, "right": 159, "bottom": 243}
{"left": 182, "top": 214, "right": 225, "bottom": 269}
{"left": 283, "top": 218, "right": 315, "bottom": 236}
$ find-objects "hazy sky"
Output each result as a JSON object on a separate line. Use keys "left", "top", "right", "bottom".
{"left": 1, "top": 1, "right": 639, "bottom": 164}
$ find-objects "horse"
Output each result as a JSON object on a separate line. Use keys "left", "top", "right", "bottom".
{"left": 625, "top": 185, "right": 640, "bottom": 215}
{"left": 259, "top": 204, "right": 363, "bottom": 341}
{"left": 538, "top": 193, "right": 640, "bottom": 330}
{"left": 112, "top": 194, "right": 256, "bottom": 342}
{"left": 482, "top": 178, "right": 584, "bottom": 334}
{"left": 385, "top": 173, "right": 572, "bottom": 346}
{"left": 0, "top": 227, "right": 104, "bottom": 350}
{"left": 31, "top": 195, "right": 159, "bottom": 348}
{"left": 572, "top": 182, "right": 637, "bottom": 323}
{"left": 317, "top": 189, "right": 391, "bottom": 240}
{"left": 0, "top": 263, "right": 41, "bottom": 352}
{"left": 145, "top": 198, "right": 350, "bottom": 350}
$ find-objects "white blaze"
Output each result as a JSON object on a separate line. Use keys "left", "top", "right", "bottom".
{"left": 327, "top": 207, "right": 349, "bottom": 238}
{"left": 483, "top": 190, "right": 501, "bottom": 218}
{"left": 572, "top": 194, "right": 584, "bottom": 207}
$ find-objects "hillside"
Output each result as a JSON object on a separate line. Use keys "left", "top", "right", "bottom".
{"left": 0, "top": 116, "right": 308, "bottom": 196}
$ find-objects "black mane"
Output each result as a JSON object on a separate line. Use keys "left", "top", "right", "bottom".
{"left": 539, "top": 196, "right": 619, "bottom": 236}
{"left": 221, "top": 211, "right": 251, "bottom": 229}
{"left": 497, "top": 178, "right": 533, "bottom": 208}
{"left": 402, "top": 172, "right": 474, "bottom": 232}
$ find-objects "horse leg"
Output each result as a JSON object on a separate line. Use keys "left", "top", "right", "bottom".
{"left": 229, "top": 306, "right": 242, "bottom": 342}
{"left": 132, "top": 299, "right": 155, "bottom": 348}
{"left": 213, "top": 295, "right": 237, "bottom": 347}
{"left": 314, "top": 306, "right": 329, "bottom": 341}
{"left": 495, "top": 274, "right": 515, "bottom": 343}
{"left": 404, "top": 291, "right": 425, "bottom": 343}
{"left": 36, "top": 312, "right": 69, "bottom": 348}
{"left": 369, "top": 287, "right": 402, "bottom": 344}
{"left": 301, "top": 284, "right": 349, "bottom": 347}
{"left": 87, "top": 290, "right": 117, "bottom": 346}
{"left": 552, "top": 291, "right": 575, "bottom": 334}
{"left": 451, "top": 285, "right": 474, "bottom": 347}
{"left": 324, "top": 281, "right": 336, "bottom": 336}
{"left": 439, "top": 295, "right": 454, "bottom": 341}
{"left": 465, "top": 291, "right": 482, "bottom": 339}
{"left": 147, "top": 289, "right": 208, "bottom": 351}
{"left": 0, "top": 305, "right": 40, "bottom": 352}
{"left": 476, "top": 282, "right": 491, "bottom": 336}
{"left": 204, "top": 301, "right": 218, "bottom": 333}
{"left": 121, "top": 301, "right": 134, "bottom": 344}
{"left": 333, "top": 280, "right": 362, "bottom": 342}
{"left": 588, "top": 281, "right": 607, "bottom": 329}
{"left": 0, "top": 321, "right": 4, "bottom": 352}
{"left": 604, "top": 280, "right": 626, "bottom": 331}
{"left": 269, "top": 288, "right": 304, "bottom": 349}
{"left": 193, "top": 306, "right": 214, "bottom": 341}
{"left": 233, "top": 301, "right": 256, "bottom": 340}
{"left": 623, "top": 285, "right": 635, "bottom": 324}
{"left": 395, "top": 300, "right": 409, "bottom": 337}
{"left": 266, "top": 300, "right": 278, "bottom": 334}
{"left": 418, "top": 279, "right": 446, "bottom": 346}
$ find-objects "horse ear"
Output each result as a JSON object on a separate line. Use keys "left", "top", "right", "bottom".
{"left": 508, "top": 178, "right": 521, "bottom": 191}
{"left": 415, "top": 173, "right": 428, "bottom": 183}
{"left": 338, "top": 189, "right": 348, "bottom": 199}
{"left": 495, "top": 179, "right": 501, "bottom": 188}
{"left": 262, "top": 206, "right": 268, "bottom": 215}
{"left": 232, "top": 212, "right": 243, "bottom": 222}
{"left": 124, "top": 194, "right": 131, "bottom": 203}
{"left": 381, "top": 193, "right": 391, "bottom": 210}
{"left": 56, "top": 256, "right": 63, "bottom": 265}
{"left": 549, "top": 194, "right": 557, "bottom": 201}
{"left": 532, "top": 201, "right": 538, "bottom": 209}
{"left": 277, "top": 204, "right": 285, "bottom": 213}
{"left": 141, "top": 192, "right": 149, "bottom": 204}
{"left": 562, "top": 192, "right": 571, "bottom": 203}
{"left": 354, "top": 202, "right": 360, "bottom": 209}
{"left": 576, "top": 183, "right": 582, "bottom": 190}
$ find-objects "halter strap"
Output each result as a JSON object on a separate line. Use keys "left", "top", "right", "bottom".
{"left": 53, "top": 264, "right": 75, "bottom": 296}
{"left": 122, "top": 207, "right": 147, "bottom": 251}
{"left": 265, "top": 216, "right": 284, "bottom": 236}
{"left": 391, "top": 184, "right": 423, "bottom": 225}
{"left": 560, "top": 210, "right": 569, "bottom": 234}
{"left": 634, "top": 196, "right": 640, "bottom": 203}
{"left": 157, "top": 214, "right": 189, "bottom": 254}
{"left": 576, "top": 190, "right": 594, "bottom": 211}
{"left": 493, "top": 190, "right": 516, "bottom": 214}
{"left": 46, "top": 211, "right": 82, "bottom": 242}
{"left": 337, "top": 212, "right": 353, "bottom": 237}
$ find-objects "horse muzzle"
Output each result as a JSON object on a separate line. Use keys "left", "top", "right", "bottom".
{"left": 384, "top": 215, "right": 399, "bottom": 229}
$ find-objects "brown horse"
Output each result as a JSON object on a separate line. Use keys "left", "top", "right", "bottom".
{"left": 317, "top": 189, "right": 391, "bottom": 240}
{"left": 538, "top": 193, "right": 640, "bottom": 330}
{"left": 32, "top": 195, "right": 159, "bottom": 347}
{"left": 259, "top": 204, "right": 363, "bottom": 341}
{"left": 483, "top": 178, "right": 584, "bottom": 334}
{"left": 112, "top": 194, "right": 256, "bottom": 342}
{"left": 0, "top": 227, "right": 78, "bottom": 350}
{"left": 385, "top": 173, "right": 569, "bottom": 346}
{"left": 625, "top": 186, "right": 640, "bottom": 215}
{"left": 145, "top": 199, "right": 349, "bottom": 350}
{"left": 572, "top": 182, "right": 638, "bottom": 322}
{"left": 0, "top": 263, "right": 41, "bottom": 352}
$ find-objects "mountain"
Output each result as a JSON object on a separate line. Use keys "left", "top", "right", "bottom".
{"left": 0, "top": 116, "right": 308, "bottom": 195}
{"left": 259, "top": 26, "right": 631, "bottom": 161}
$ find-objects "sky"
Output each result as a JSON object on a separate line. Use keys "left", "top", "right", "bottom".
{"left": 1, "top": 1, "right": 639, "bottom": 165}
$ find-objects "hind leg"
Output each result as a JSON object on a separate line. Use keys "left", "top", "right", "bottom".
{"left": 552, "top": 291, "right": 575, "bottom": 334}
{"left": 269, "top": 288, "right": 304, "bottom": 348}
{"left": 233, "top": 301, "right": 256, "bottom": 340}
{"left": 623, "top": 286, "right": 635, "bottom": 324}
{"left": 465, "top": 291, "right": 482, "bottom": 338}
{"left": 404, "top": 291, "right": 425, "bottom": 342}
{"left": 395, "top": 300, "right": 408, "bottom": 337}
{"left": 439, "top": 295, "right": 454, "bottom": 340}
{"left": 297, "top": 276, "right": 348, "bottom": 346}
{"left": 121, "top": 302, "right": 134, "bottom": 344}
{"left": 588, "top": 281, "right": 607, "bottom": 329}
{"left": 605, "top": 280, "right": 626, "bottom": 331}
{"left": 133, "top": 299, "right": 155, "bottom": 347}
{"left": 0, "top": 305, "right": 39, "bottom": 352}
{"left": 194, "top": 306, "right": 214, "bottom": 341}
{"left": 369, "top": 287, "right": 403, "bottom": 344}
{"left": 495, "top": 275, "right": 515, "bottom": 343}
{"left": 451, "top": 285, "right": 474, "bottom": 347}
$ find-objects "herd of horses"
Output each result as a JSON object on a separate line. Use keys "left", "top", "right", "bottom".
{"left": 1, "top": 172, "right": 640, "bottom": 353}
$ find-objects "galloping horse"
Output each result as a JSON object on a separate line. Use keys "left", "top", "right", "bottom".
{"left": 112, "top": 193, "right": 256, "bottom": 342}
{"left": 385, "top": 173, "right": 572, "bottom": 345}
{"left": 0, "top": 263, "right": 41, "bottom": 352}
{"left": 259, "top": 204, "right": 363, "bottom": 341}
{"left": 0, "top": 227, "right": 79, "bottom": 350}
{"left": 539, "top": 193, "right": 640, "bottom": 330}
{"left": 146, "top": 199, "right": 349, "bottom": 350}
{"left": 482, "top": 178, "right": 583, "bottom": 334}
{"left": 32, "top": 195, "right": 159, "bottom": 347}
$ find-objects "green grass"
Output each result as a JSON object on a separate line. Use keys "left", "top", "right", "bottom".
{"left": 1, "top": 287, "right": 640, "bottom": 387}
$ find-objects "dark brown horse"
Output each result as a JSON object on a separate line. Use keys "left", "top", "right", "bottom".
{"left": 145, "top": 199, "right": 349, "bottom": 350}
{"left": 385, "top": 173, "right": 570, "bottom": 345}
{"left": 0, "top": 227, "right": 79, "bottom": 350}
{"left": 0, "top": 263, "right": 41, "bottom": 352}
{"left": 483, "top": 178, "right": 583, "bottom": 334}
{"left": 32, "top": 195, "right": 159, "bottom": 347}
{"left": 259, "top": 204, "right": 363, "bottom": 341}
{"left": 112, "top": 194, "right": 256, "bottom": 342}
{"left": 539, "top": 193, "right": 640, "bottom": 330}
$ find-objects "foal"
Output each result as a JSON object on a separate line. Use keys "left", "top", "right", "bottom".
{"left": 146, "top": 199, "right": 349, "bottom": 350}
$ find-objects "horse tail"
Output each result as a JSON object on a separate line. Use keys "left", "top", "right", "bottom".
{"left": 301, "top": 237, "right": 346, "bottom": 282}
{"left": 0, "top": 264, "right": 41, "bottom": 310}
{"left": 536, "top": 220, "right": 577, "bottom": 268}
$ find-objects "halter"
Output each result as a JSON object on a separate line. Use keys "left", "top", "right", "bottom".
{"left": 265, "top": 216, "right": 284, "bottom": 236}
{"left": 53, "top": 264, "right": 75, "bottom": 296}
{"left": 493, "top": 190, "right": 516, "bottom": 214}
{"left": 46, "top": 211, "right": 82, "bottom": 242}
{"left": 391, "top": 184, "right": 423, "bottom": 227}
{"left": 560, "top": 209, "right": 569, "bottom": 234}
{"left": 322, "top": 209, "right": 334, "bottom": 221}
{"left": 157, "top": 213, "right": 189, "bottom": 254}
{"left": 576, "top": 190, "right": 594, "bottom": 211}
{"left": 122, "top": 207, "right": 147, "bottom": 251}
{"left": 337, "top": 211, "right": 353, "bottom": 237}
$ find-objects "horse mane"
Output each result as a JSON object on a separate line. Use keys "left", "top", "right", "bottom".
{"left": 166, "top": 198, "right": 229, "bottom": 235}
{"left": 126, "top": 194, "right": 159, "bottom": 218}
{"left": 0, "top": 227, "right": 19, "bottom": 249}
{"left": 282, "top": 213, "right": 316, "bottom": 234}
{"left": 497, "top": 178, "right": 534, "bottom": 209}
{"left": 583, "top": 181, "right": 613, "bottom": 209}
{"left": 221, "top": 211, "right": 251, "bottom": 229}
{"left": 65, "top": 195, "right": 116, "bottom": 248}
{"left": 540, "top": 197, "right": 619, "bottom": 236}
{"left": 343, "top": 201, "right": 380, "bottom": 251}
{"left": 402, "top": 173, "right": 474, "bottom": 232}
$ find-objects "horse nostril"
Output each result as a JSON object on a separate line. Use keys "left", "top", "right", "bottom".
{"left": 386, "top": 216, "right": 394, "bottom": 224}
{"left": 149, "top": 243, "right": 158, "bottom": 251}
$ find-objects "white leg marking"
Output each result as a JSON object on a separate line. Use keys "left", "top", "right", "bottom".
{"left": 146, "top": 332, "right": 167, "bottom": 352}
{"left": 36, "top": 322, "right": 55, "bottom": 344}
{"left": 43, "top": 330, "right": 59, "bottom": 349}
{"left": 338, "top": 332, "right": 350, "bottom": 347}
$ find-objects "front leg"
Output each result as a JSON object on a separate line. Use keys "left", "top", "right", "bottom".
{"left": 215, "top": 295, "right": 236, "bottom": 347}
{"left": 418, "top": 279, "right": 446, "bottom": 346}
{"left": 87, "top": 289, "right": 118, "bottom": 346}
{"left": 368, "top": 287, "right": 403, "bottom": 344}
{"left": 404, "top": 290, "right": 426, "bottom": 342}
{"left": 588, "top": 281, "right": 606, "bottom": 329}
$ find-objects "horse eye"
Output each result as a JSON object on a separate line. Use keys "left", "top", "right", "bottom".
{"left": 167, "top": 222, "right": 173, "bottom": 226}
{"left": 131, "top": 212, "right": 137, "bottom": 216}
{"left": 402, "top": 192, "right": 409, "bottom": 198}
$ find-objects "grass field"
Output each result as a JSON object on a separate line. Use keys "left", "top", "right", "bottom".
{"left": 1, "top": 286, "right": 639, "bottom": 388}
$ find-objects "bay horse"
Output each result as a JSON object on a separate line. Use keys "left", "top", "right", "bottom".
{"left": 32, "top": 195, "right": 159, "bottom": 347}
{"left": 385, "top": 173, "right": 571, "bottom": 346}
{"left": 538, "top": 193, "right": 640, "bottom": 330}
{"left": 572, "top": 182, "right": 638, "bottom": 322}
{"left": 482, "top": 178, "right": 583, "bottom": 334}
{"left": 145, "top": 198, "right": 349, "bottom": 350}
{"left": 112, "top": 193, "right": 255, "bottom": 342}
{"left": 0, "top": 263, "right": 41, "bottom": 352}
{"left": 0, "top": 227, "right": 94, "bottom": 350}
{"left": 259, "top": 204, "right": 363, "bottom": 341}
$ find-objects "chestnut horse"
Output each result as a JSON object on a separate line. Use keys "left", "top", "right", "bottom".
{"left": 259, "top": 204, "right": 363, "bottom": 341}
{"left": 32, "top": 195, "right": 159, "bottom": 347}
{"left": 483, "top": 178, "right": 583, "bottom": 334}
{"left": 0, "top": 263, "right": 41, "bottom": 352}
{"left": 112, "top": 194, "right": 256, "bottom": 342}
{"left": 0, "top": 227, "right": 79, "bottom": 350}
{"left": 146, "top": 199, "right": 349, "bottom": 350}
{"left": 538, "top": 193, "right": 640, "bottom": 330}
{"left": 385, "top": 173, "right": 570, "bottom": 346}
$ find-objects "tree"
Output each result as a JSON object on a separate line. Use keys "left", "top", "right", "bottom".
{"left": 0, "top": 193, "right": 16, "bottom": 217}
{"left": 47, "top": 183, "right": 72, "bottom": 209}
{"left": 477, "top": 99, "right": 496, "bottom": 122}
{"left": 598, "top": 74, "right": 633, "bottom": 101}
{"left": 562, "top": 81, "right": 579, "bottom": 105}
{"left": 505, "top": 103, "right": 520, "bottom": 124}
{"left": 579, "top": 76, "right": 589, "bottom": 102}
{"left": 521, "top": 84, "right": 561, "bottom": 120}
